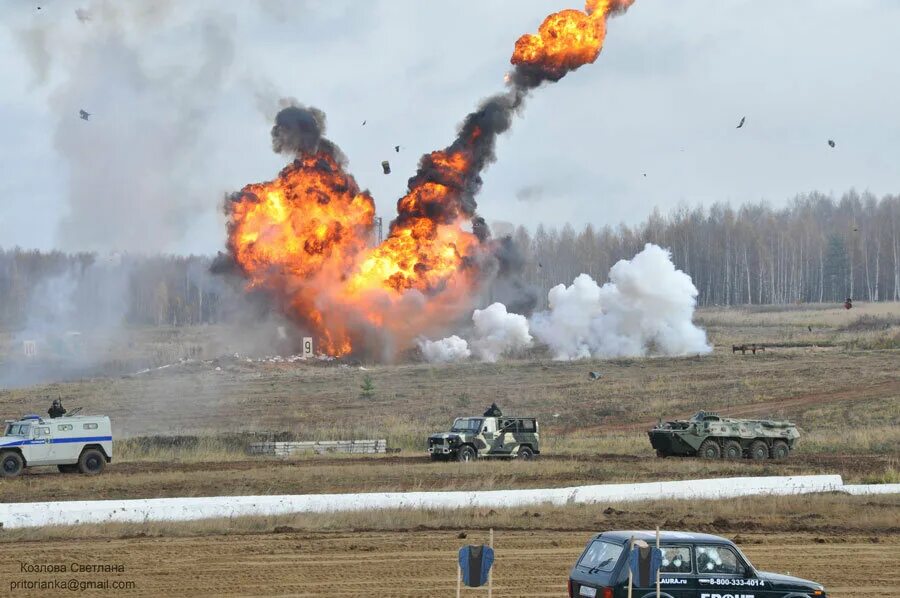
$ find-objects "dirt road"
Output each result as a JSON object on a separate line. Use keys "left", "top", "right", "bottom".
{"left": 1, "top": 530, "right": 894, "bottom": 597}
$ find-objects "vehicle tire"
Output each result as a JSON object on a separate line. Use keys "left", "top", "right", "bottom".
{"left": 517, "top": 446, "right": 534, "bottom": 460}
{"left": 723, "top": 440, "right": 743, "bottom": 460}
{"left": 57, "top": 464, "right": 79, "bottom": 473}
{"left": 698, "top": 439, "right": 722, "bottom": 459}
{"left": 78, "top": 449, "right": 106, "bottom": 475}
{"left": 656, "top": 449, "right": 669, "bottom": 459}
{"left": 0, "top": 451, "right": 24, "bottom": 478}
{"left": 749, "top": 440, "right": 769, "bottom": 460}
{"left": 770, "top": 440, "right": 790, "bottom": 460}
{"left": 457, "top": 445, "right": 476, "bottom": 463}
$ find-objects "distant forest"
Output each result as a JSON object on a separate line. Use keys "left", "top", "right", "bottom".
{"left": 1, "top": 191, "right": 898, "bottom": 330}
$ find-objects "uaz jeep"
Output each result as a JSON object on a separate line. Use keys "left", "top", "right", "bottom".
{"left": 427, "top": 415, "right": 539, "bottom": 461}
{"left": 1, "top": 414, "right": 113, "bottom": 477}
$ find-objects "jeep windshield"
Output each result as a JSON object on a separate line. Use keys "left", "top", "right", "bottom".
{"left": 450, "top": 418, "right": 483, "bottom": 433}
{"left": 5, "top": 423, "right": 31, "bottom": 437}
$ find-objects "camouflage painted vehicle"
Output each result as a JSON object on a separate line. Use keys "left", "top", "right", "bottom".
{"left": 649, "top": 411, "right": 800, "bottom": 460}
{"left": 427, "top": 416, "right": 540, "bottom": 462}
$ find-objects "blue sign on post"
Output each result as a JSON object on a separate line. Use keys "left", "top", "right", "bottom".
{"left": 458, "top": 544, "right": 495, "bottom": 588}
{"left": 629, "top": 545, "right": 663, "bottom": 587}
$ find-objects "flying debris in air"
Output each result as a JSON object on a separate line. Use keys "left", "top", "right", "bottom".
{"left": 75, "top": 8, "right": 91, "bottom": 22}
{"left": 361, "top": 120, "right": 366, "bottom": 126}
{"left": 381, "top": 160, "right": 391, "bottom": 175}
{"left": 394, "top": 145, "right": 400, "bottom": 153}
{"left": 736, "top": 116, "right": 746, "bottom": 129}
{"left": 79, "top": 110, "right": 91, "bottom": 121}
{"left": 828, "top": 139, "right": 836, "bottom": 148}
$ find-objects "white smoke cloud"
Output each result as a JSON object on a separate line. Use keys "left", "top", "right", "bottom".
{"left": 418, "top": 335, "right": 471, "bottom": 363}
{"left": 470, "top": 302, "right": 533, "bottom": 362}
{"left": 530, "top": 243, "right": 711, "bottom": 360}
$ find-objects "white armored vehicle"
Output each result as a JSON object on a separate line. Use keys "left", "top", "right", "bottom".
{"left": 0, "top": 414, "right": 112, "bottom": 477}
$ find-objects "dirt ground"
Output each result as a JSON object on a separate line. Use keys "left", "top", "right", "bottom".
{"left": 1, "top": 304, "right": 897, "bottom": 595}
{"left": 1, "top": 530, "right": 895, "bottom": 597}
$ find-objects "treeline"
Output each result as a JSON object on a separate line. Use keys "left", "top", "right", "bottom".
{"left": 0, "top": 252, "right": 226, "bottom": 331}
{"left": 1, "top": 191, "right": 899, "bottom": 330}
{"left": 508, "top": 191, "right": 900, "bottom": 307}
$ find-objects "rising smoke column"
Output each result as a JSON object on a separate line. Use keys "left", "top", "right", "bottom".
{"left": 530, "top": 244, "right": 712, "bottom": 360}
{"left": 225, "top": 1, "right": 635, "bottom": 359}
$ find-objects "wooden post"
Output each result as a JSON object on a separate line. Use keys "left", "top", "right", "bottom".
{"left": 627, "top": 536, "right": 634, "bottom": 598}
{"left": 457, "top": 564, "right": 461, "bottom": 598}
{"left": 656, "top": 527, "right": 661, "bottom": 598}
{"left": 488, "top": 528, "right": 494, "bottom": 598}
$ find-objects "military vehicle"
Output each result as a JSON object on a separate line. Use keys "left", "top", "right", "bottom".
{"left": 427, "top": 415, "right": 540, "bottom": 462}
{"left": 648, "top": 411, "right": 799, "bottom": 460}
{"left": 568, "top": 530, "right": 828, "bottom": 597}
{"left": 1, "top": 414, "right": 112, "bottom": 477}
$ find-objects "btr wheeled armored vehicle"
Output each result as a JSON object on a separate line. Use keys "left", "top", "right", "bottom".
{"left": 569, "top": 530, "right": 827, "bottom": 598}
{"left": 1, "top": 414, "right": 112, "bottom": 477}
{"left": 648, "top": 411, "right": 799, "bottom": 460}
{"left": 427, "top": 415, "right": 540, "bottom": 461}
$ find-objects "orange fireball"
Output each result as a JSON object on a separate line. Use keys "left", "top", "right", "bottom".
{"left": 512, "top": 0, "right": 634, "bottom": 81}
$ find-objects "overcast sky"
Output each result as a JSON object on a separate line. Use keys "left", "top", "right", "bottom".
{"left": 1, "top": 0, "right": 898, "bottom": 254}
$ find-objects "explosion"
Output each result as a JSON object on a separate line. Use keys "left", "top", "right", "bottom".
{"left": 225, "top": 2, "right": 635, "bottom": 359}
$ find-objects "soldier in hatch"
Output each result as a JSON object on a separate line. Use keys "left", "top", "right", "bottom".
{"left": 483, "top": 403, "right": 502, "bottom": 417}
{"left": 48, "top": 398, "right": 67, "bottom": 418}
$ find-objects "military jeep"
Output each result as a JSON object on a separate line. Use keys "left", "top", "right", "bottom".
{"left": 427, "top": 416, "right": 540, "bottom": 462}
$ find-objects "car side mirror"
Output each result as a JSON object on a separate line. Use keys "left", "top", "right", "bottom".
{"left": 741, "top": 565, "right": 752, "bottom": 579}
{"left": 483, "top": 427, "right": 488, "bottom": 433}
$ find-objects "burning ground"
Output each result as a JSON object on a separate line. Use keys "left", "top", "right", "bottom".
{"left": 223, "top": 1, "right": 637, "bottom": 361}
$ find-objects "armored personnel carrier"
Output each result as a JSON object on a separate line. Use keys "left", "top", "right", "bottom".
{"left": 648, "top": 411, "right": 799, "bottom": 460}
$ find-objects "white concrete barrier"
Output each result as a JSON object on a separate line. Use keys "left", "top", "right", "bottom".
{"left": 842, "top": 483, "right": 900, "bottom": 495}
{"left": 0, "top": 475, "right": 850, "bottom": 530}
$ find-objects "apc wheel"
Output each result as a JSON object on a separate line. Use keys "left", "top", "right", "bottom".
{"left": 517, "top": 446, "right": 534, "bottom": 460}
{"left": 58, "top": 464, "right": 79, "bottom": 473}
{"left": 0, "top": 451, "right": 24, "bottom": 478}
{"left": 698, "top": 439, "right": 722, "bottom": 459}
{"left": 749, "top": 440, "right": 769, "bottom": 460}
{"left": 457, "top": 446, "right": 477, "bottom": 463}
{"left": 770, "top": 440, "right": 790, "bottom": 460}
{"left": 78, "top": 449, "right": 106, "bottom": 475}
{"left": 723, "top": 440, "right": 743, "bottom": 460}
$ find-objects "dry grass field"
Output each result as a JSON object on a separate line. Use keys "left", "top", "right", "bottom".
{"left": 1, "top": 303, "right": 897, "bottom": 596}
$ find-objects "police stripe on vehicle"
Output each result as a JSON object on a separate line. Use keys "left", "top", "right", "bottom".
{"left": 1, "top": 436, "right": 112, "bottom": 447}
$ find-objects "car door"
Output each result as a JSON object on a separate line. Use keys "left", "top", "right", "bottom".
{"left": 631, "top": 544, "right": 692, "bottom": 598}
{"left": 492, "top": 419, "right": 517, "bottom": 456}
{"left": 29, "top": 425, "right": 54, "bottom": 464}
{"left": 649, "top": 545, "right": 693, "bottom": 598}
{"left": 479, "top": 417, "right": 500, "bottom": 454}
{"left": 694, "top": 543, "right": 770, "bottom": 598}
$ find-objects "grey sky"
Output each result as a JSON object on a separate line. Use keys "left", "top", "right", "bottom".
{"left": 1, "top": 0, "right": 898, "bottom": 254}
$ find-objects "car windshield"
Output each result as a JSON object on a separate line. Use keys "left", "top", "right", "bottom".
{"left": 451, "top": 418, "right": 483, "bottom": 433}
{"left": 577, "top": 540, "right": 624, "bottom": 573}
{"left": 5, "top": 424, "right": 31, "bottom": 437}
